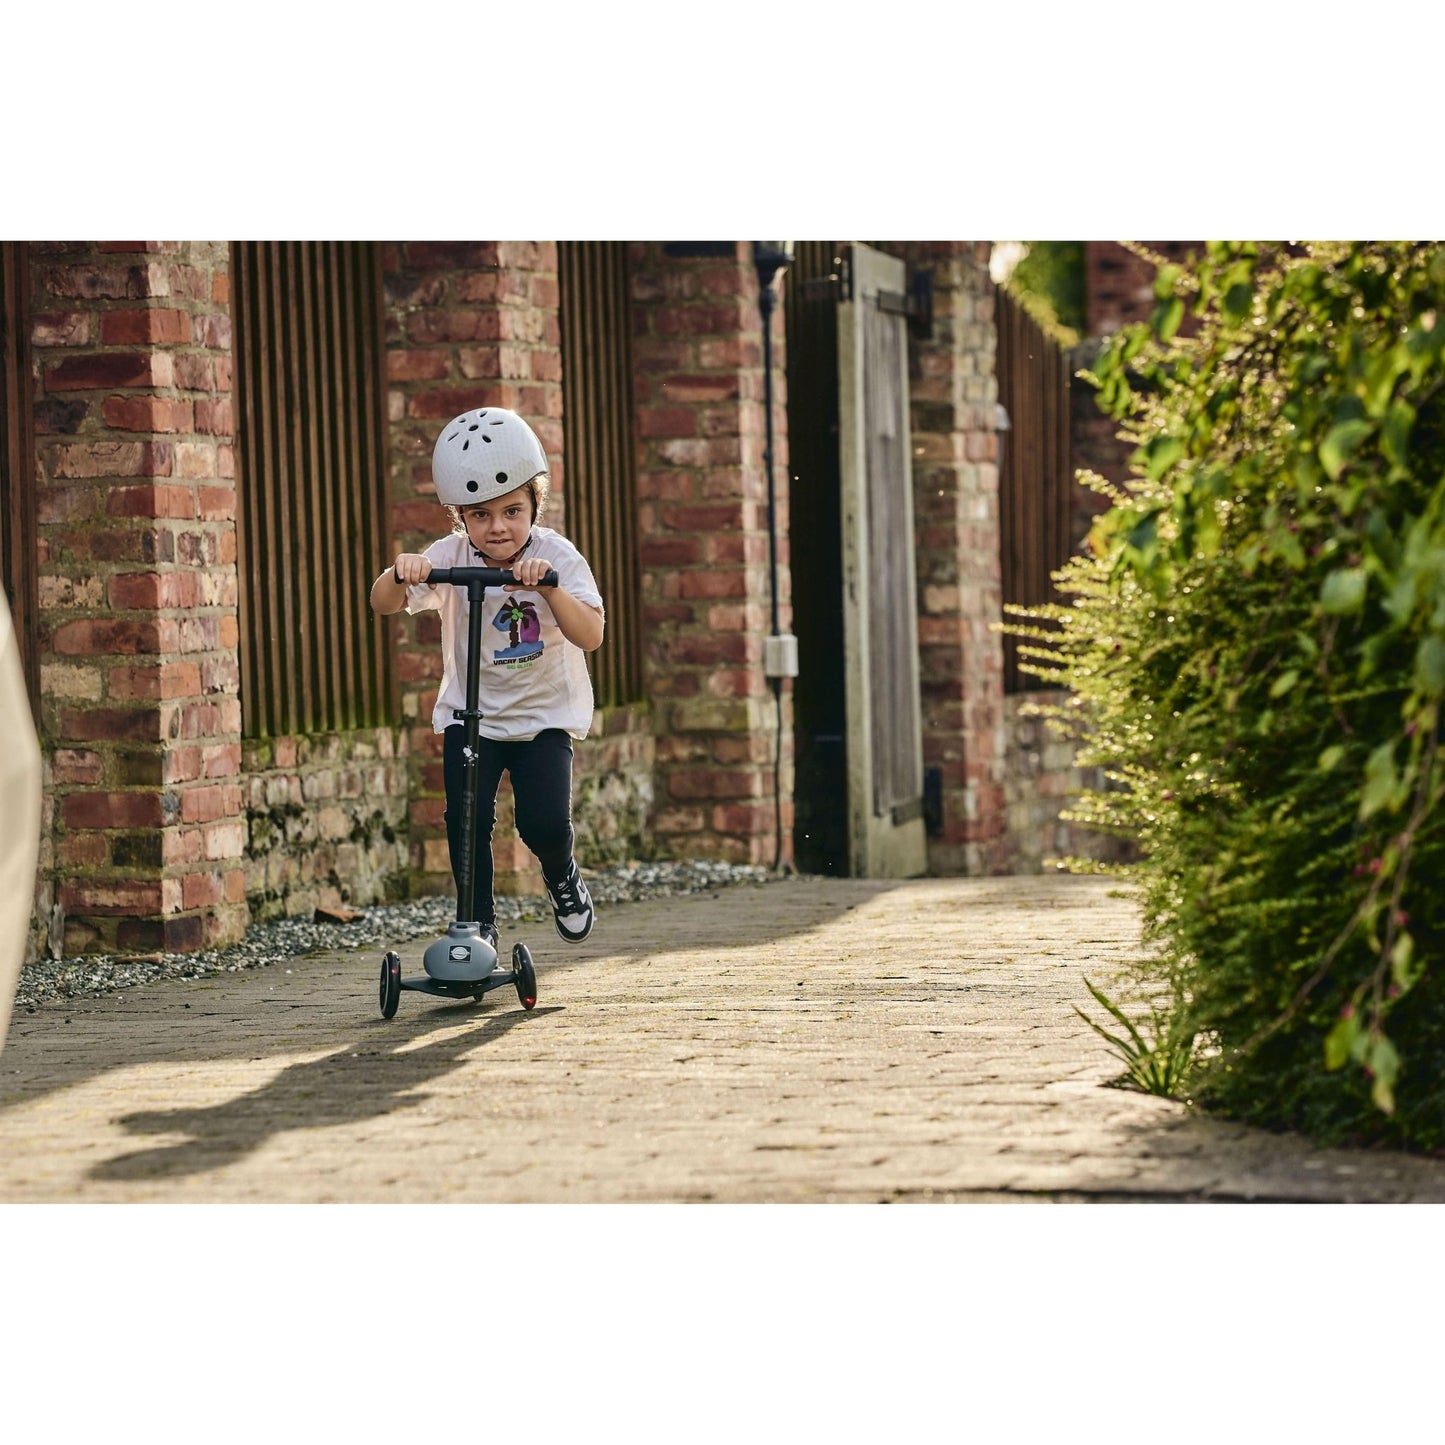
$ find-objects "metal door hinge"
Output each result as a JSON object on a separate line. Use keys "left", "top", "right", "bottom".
{"left": 876, "top": 270, "right": 934, "bottom": 337}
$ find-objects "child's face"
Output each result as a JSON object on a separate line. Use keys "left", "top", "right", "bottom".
{"left": 457, "top": 485, "right": 534, "bottom": 560}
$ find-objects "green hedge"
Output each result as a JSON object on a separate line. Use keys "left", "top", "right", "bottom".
{"left": 1019, "top": 242, "right": 1445, "bottom": 1149}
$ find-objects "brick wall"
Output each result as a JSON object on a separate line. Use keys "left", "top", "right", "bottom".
{"left": 888, "top": 242, "right": 1009, "bottom": 875}
{"left": 627, "top": 243, "right": 791, "bottom": 867}
{"left": 1084, "top": 241, "right": 1202, "bottom": 339}
{"left": 29, "top": 241, "right": 245, "bottom": 955}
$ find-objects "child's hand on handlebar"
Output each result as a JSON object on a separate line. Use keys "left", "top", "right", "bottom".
{"left": 392, "top": 554, "right": 434, "bottom": 587}
{"left": 505, "top": 557, "right": 557, "bottom": 591}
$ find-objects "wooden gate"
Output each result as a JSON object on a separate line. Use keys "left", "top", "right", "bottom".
{"left": 0, "top": 242, "right": 38, "bottom": 721}
{"left": 995, "top": 286, "right": 1074, "bottom": 693}
{"left": 230, "top": 242, "right": 394, "bottom": 738}
{"left": 557, "top": 241, "right": 643, "bottom": 707}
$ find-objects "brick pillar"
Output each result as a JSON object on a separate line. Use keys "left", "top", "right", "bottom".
{"left": 30, "top": 241, "right": 244, "bottom": 955}
{"left": 381, "top": 242, "right": 563, "bottom": 899}
{"left": 889, "top": 241, "right": 1008, "bottom": 875}
{"left": 629, "top": 243, "right": 790, "bottom": 866}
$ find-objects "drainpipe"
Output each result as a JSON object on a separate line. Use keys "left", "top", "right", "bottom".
{"left": 752, "top": 242, "right": 797, "bottom": 874}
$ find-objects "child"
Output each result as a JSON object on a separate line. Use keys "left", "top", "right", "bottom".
{"left": 370, "top": 406, "right": 604, "bottom": 950}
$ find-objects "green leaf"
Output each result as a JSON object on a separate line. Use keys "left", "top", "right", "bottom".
{"left": 1222, "top": 282, "right": 1253, "bottom": 322}
{"left": 1324, "top": 1011, "right": 1359, "bottom": 1070}
{"left": 1318, "top": 744, "right": 1345, "bottom": 772}
{"left": 1153, "top": 296, "right": 1185, "bottom": 342}
{"left": 1269, "top": 668, "right": 1299, "bottom": 699}
{"left": 1367, "top": 1034, "right": 1400, "bottom": 1115}
{"left": 1360, "top": 741, "right": 1400, "bottom": 819}
{"left": 1138, "top": 434, "right": 1186, "bottom": 480}
{"left": 1390, "top": 931, "right": 1421, "bottom": 991}
{"left": 1320, "top": 567, "right": 1367, "bottom": 615}
{"left": 1415, "top": 635, "right": 1445, "bottom": 696}
{"left": 1319, "top": 419, "right": 1375, "bottom": 481}
{"left": 1381, "top": 400, "right": 1416, "bottom": 469}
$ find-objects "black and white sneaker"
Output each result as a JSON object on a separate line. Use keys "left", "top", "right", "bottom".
{"left": 545, "top": 862, "right": 594, "bottom": 943}
{"left": 480, "top": 923, "right": 499, "bottom": 955}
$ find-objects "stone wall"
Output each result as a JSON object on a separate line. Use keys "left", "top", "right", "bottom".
{"left": 241, "top": 726, "right": 412, "bottom": 920}
{"left": 1002, "top": 690, "right": 1131, "bottom": 872}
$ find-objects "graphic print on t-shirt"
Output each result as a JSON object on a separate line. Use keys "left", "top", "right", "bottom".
{"left": 491, "top": 598, "right": 543, "bottom": 666}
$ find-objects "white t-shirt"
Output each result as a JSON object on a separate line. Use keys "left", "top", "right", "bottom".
{"left": 406, "top": 525, "right": 604, "bottom": 740}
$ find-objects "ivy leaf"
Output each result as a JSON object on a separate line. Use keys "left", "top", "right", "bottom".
{"left": 1319, "top": 419, "right": 1375, "bottom": 481}
{"left": 1320, "top": 567, "right": 1367, "bottom": 615}
{"left": 1152, "top": 296, "right": 1185, "bottom": 342}
{"left": 1222, "top": 282, "right": 1253, "bottom": 323}
{"left": 1269, "top": 669, "right": 1299, "bottom": 699}
{"left": 1318, "top": 744, "right": 1345, "bottom": 772}
{"left": 1381, "top": 400, "right": 1416, "bottom": 469}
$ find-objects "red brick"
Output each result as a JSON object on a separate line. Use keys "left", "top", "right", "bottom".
{"left": 194, "top": 398, "right": 232, "bottom": 435}
{"left": 99, "top": 308, "right": 191, "bottom": 345}
{"left": 107, "top": 660, "right": 201, "bottom": 700}
{"left": 45, "top": 265, "right": 151, "bottom": 300}
{"left": 406, "top": 387, "right": 491, "bottom": 420}
{"left": 197, "top": 485, "right": 234, "bottom": 518}
{"left": 192, "top": 312, "right": 231, "bottom": 349}
{"left": 661, "top": 503, "right": 743, "bottom": 532}
{"left": 677, "top": 571, "right": 748, "bottom": 600}
{"left": 663, "top": 374, "right": 741, "bottom": 404}
{"left": 182, "top": 870, "right": 223, "bottom": 909}
{"left": 181, "top": 785, "right": 229, "bottom": 825}
{"left": 59, "top": 878, "right": 165, "bottom": 914}
{"left": 52, "top": 749, "right": 105, "bottom": 785}
{"left": 102, "top": 395, "right": 195, "bottom": 433}
{"left": 387, "top": 349, "right": 451, "bottom": 382}
{"left": 97, "top": 242, "right": 179, "bottom": 254}
{"left": 30, "top": 312, "right": 92, "bottom": 347}
{"left": 50, "top": 618, "right": 164, "bottom": 657}
{"left": 639, "top": 537, "right": 702, "bottom": 567}
{"left": 107, "top": 483, "right": 196, "bottom": 519}
{"left": 46, "top": 352, "right": 171, "bottom": 391}
{"left": 637, "top": 406, "right": 697, "bottom": 439}
{"left": 52, "top": 440, "right": 172, "bottom": 480}
{"left": 60, "top": 833, "right": 110, "bottom": 867}
{"left": 173, "top": 354, "right": 215, "bottom": 391}
{"left": 406, "top": 243, "right": 502, "bottom": 270}
{"left": 61, "top": 790, "right": 164, "bottom": 828}
{"left": 406, "top": 310, "right": 498, "bottom": 346}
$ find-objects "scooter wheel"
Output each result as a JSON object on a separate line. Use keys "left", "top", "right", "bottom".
{"left": 379, "top": 951, "right": 402, "bottom": 1019}
{"left": 512, "top": 943, "right": 537, "bottom": 1011}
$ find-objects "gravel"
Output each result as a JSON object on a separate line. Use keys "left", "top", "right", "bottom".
{"left": 13, "top": 860, "right": 777, "bottom": 1013}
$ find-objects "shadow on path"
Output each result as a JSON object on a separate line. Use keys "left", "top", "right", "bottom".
{"left": 88, "top": 1004, "right": 559, "bottom": 1183}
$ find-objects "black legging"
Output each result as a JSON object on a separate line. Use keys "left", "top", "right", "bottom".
{"left": 442, "top": 724, "right": 576, "bottom": 927}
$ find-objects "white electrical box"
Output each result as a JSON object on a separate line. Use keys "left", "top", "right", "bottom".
{"left": 764, "top": 633, "right": 799, "bottom": 679}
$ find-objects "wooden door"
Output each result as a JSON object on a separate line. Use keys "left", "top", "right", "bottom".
{"left": 837, "top": 242, "right": 926, "bottom": 877}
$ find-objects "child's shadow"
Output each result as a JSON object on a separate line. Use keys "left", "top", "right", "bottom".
{"left": 90, "top": 1004, "right": 560, "bottom": 1183}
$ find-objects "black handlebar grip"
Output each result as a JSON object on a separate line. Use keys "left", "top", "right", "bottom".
{"left": 399, "top": 565, "right": 560, "bottom": 589}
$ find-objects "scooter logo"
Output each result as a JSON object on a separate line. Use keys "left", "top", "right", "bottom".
{"left": 450, "top": 945, "right": 471, "bottom": 961}
{"left": 491, "top": 598, "right": 543, "bottom": 666}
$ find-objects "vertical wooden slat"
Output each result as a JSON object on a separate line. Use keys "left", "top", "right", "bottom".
{"left": 997, "top": 286, "right": 1073, "bottom": 694}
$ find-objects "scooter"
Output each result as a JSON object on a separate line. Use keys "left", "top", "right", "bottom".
{"left": 377, "top": 564, "right": 557, "bottom": 1020}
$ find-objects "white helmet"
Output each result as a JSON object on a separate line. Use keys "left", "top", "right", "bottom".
{"left": 432, "top": 407, "right": 548, "bottom": 506}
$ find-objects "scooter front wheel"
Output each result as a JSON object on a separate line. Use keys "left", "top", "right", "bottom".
{"left": 513, "top": 944, "right": 537, "bottom": 1011}
{"left": 379, "top": 951, "right": 402, "bottom": 1019}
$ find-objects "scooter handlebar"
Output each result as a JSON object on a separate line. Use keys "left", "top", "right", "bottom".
{"left": 395, "top": 565, "right": 560, "bottom": 589}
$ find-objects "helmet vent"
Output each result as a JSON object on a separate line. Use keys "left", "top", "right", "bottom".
{"left": 468, "top": 424, "right": 479, "bottom": 431}
{"left": 496, "top": 472, "right": 508, "bottom": 484}
{"left": 462, "top": 440, "right": 469, "bottom": 450}
{"left": 466, "top": 480, "right": 479, "bottom": 492}
{"left": 482, "top": 435, "right": 492, "bottom": 443}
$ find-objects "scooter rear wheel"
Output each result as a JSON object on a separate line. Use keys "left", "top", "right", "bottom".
{"left": 379, "top": 951, "right": 402, "bottom": 1019}
{"left": 513, "top": 944, "right": 537, "bottom": 1010}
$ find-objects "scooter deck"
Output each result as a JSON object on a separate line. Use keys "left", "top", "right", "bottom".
{"left": 400, "top": 970, "right": 517, "bottom": 999}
